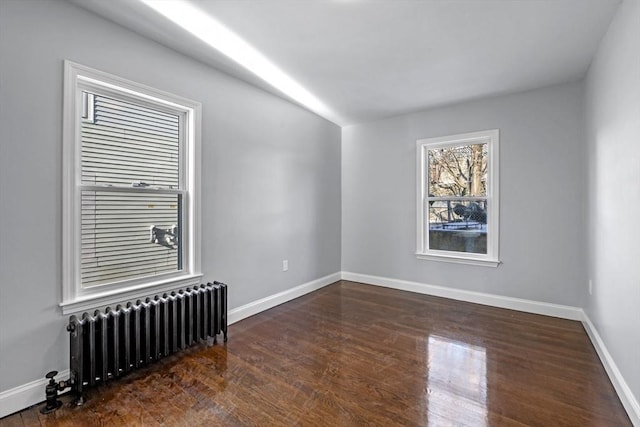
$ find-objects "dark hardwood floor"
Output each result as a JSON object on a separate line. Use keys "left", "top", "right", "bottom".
{"left": 1, "top": 280, "right": 631, "bottom": 426}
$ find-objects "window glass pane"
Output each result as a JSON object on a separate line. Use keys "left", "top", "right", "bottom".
{"left": 428, "top": 143, "right": 487, "bottom": 197}
{"left": 81, "top": 190, "right": 181, "bottom": 287}
{"left": 428, "top": 200, "right": 488, "bottom": 254}
{"left": 81, "top": 94, "right": 179, "bottom": 188}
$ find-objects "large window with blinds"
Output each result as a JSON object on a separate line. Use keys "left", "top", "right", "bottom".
{"left": 62, "top": 62, "right": 202, "bottom": 312}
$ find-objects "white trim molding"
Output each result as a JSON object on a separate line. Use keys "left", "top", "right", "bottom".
{"left": 581, "top": 313, "right": 640, "bottom": 426}
{"left": 228, "top": 272, "right": 342, "bottom": 325}
{"left": 415, "top": 253, "right": 500, "bottom": 267}
{"left": 60, "top": 273, "right": 203, "bottom": 315}
{"left": 0, "top": 370, "right": 71, "bottom": 419}
{"left": 416, "top": 129, "right": 500, "bottom": 266}
{"left": 340, "top": 271, "right": 583, "bottom": 320}
{"left": 1, "top": 273, "right": 341, "bottom": 418}
{"left": 341, "top": 271, "right": 638, "bottom": 424}
{"left": 3, "top": 273, "right": 637, "bottom": 424}
{"left": 62, "top": 60, "right": 202, "bottom": 311}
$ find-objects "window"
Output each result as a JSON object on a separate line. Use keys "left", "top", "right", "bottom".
{"left": 62, "top": 61, "right": 201, "bottom": 313}
{"left": 416, "top": 129, "right": 499, "bottom": 267}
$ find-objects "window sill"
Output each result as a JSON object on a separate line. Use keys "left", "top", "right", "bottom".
{"left": 416, "top": 253, "right": 500, "bottom": 267}
{"left": 60, "top": 273, "right": 203, "bottom": 315}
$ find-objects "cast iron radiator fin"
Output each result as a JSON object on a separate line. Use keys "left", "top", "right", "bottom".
{"left": 63, "top": 281, "right": 227, "bottom": 403}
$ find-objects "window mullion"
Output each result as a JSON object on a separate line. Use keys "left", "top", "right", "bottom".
{"left": 425, "top": 196, "right": 488, "bottom": 202}
{"left": 79, "top": 184, "right": 185, "bottom": 195}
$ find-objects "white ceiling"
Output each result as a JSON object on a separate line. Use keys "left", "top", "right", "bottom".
{"left": 71, "top": 0, "right": 621, "bottom": 126}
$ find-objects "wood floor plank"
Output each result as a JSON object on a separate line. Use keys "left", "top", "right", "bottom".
{"left": 2, "top": 280, "right": 632, "bottom": 426}
{"left": 18, "top": 410, "right": 40, "bottom": 427}
{"left": 0, "top": 413, "right": 23, "bottom": 427}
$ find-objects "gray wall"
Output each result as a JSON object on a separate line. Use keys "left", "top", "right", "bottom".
{"left": 584, "top": 0, "right": 640, "bottom": 408}
{"left": 1, "top": 0, "right": 635, "bottom": 415}
{"left": 342, "top": 82, "right": 586, "bottom": 306}
{"left": 0, "top": 0, "right": 341, "bottom": 392}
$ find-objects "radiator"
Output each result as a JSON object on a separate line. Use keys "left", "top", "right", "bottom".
{"left": 66, "top": 281, "right": 227, "bottom": 400}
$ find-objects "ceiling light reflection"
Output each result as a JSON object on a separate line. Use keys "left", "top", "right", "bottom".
{"left": 427, "top": 335, "right": 487, "bottom": 426}
{"left": 139, "top": 0, "right": 340, "bottom": 125}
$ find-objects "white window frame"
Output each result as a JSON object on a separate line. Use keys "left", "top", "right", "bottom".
{"left": 416, "top": 129, "right": 500, "bottom": 267}
{"left": 61, "top": 61, "right": 202, "bottom": 314}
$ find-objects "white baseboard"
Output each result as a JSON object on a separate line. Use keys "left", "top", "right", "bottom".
{"left": 227, "top": 272, "right": 341, "bottom": 325}
{"left": 341, "top": 271, "right": 638, "bottom": 425}
{"left": 0, "top": 369, "right": 70, "bottom": 419}
{"left": 341, "top": 271, "right": 584, "bottom": 320}
{"left": 4, "top": 272, "right": 636, "bottom": 425}
{"left": 582, "top": 313, "right": 640, "bottom": 426}
{"left": 0, "top": 272, "right": 341, "bottom": 419}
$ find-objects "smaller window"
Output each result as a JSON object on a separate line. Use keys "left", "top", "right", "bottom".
{"left": 416, "top": 129, "right": 500, "bottom": 267}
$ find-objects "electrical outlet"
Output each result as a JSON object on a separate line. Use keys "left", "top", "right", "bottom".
{"left": 589, "top": 279, "right": 593, "bottom": 295}
{"left": 283, "top": 260, "right": 289, "bottom": 272}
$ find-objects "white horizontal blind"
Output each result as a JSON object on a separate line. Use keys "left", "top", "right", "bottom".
{"left": 82, "top": 95, "right": 179, "bottom": 187}
{"left": 80, "top": 93, "right": 181, "bottom": 287}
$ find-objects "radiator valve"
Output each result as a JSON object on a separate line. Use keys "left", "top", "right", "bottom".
{"left": 40, "top": 371, "right": 73, "bottom": 414}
